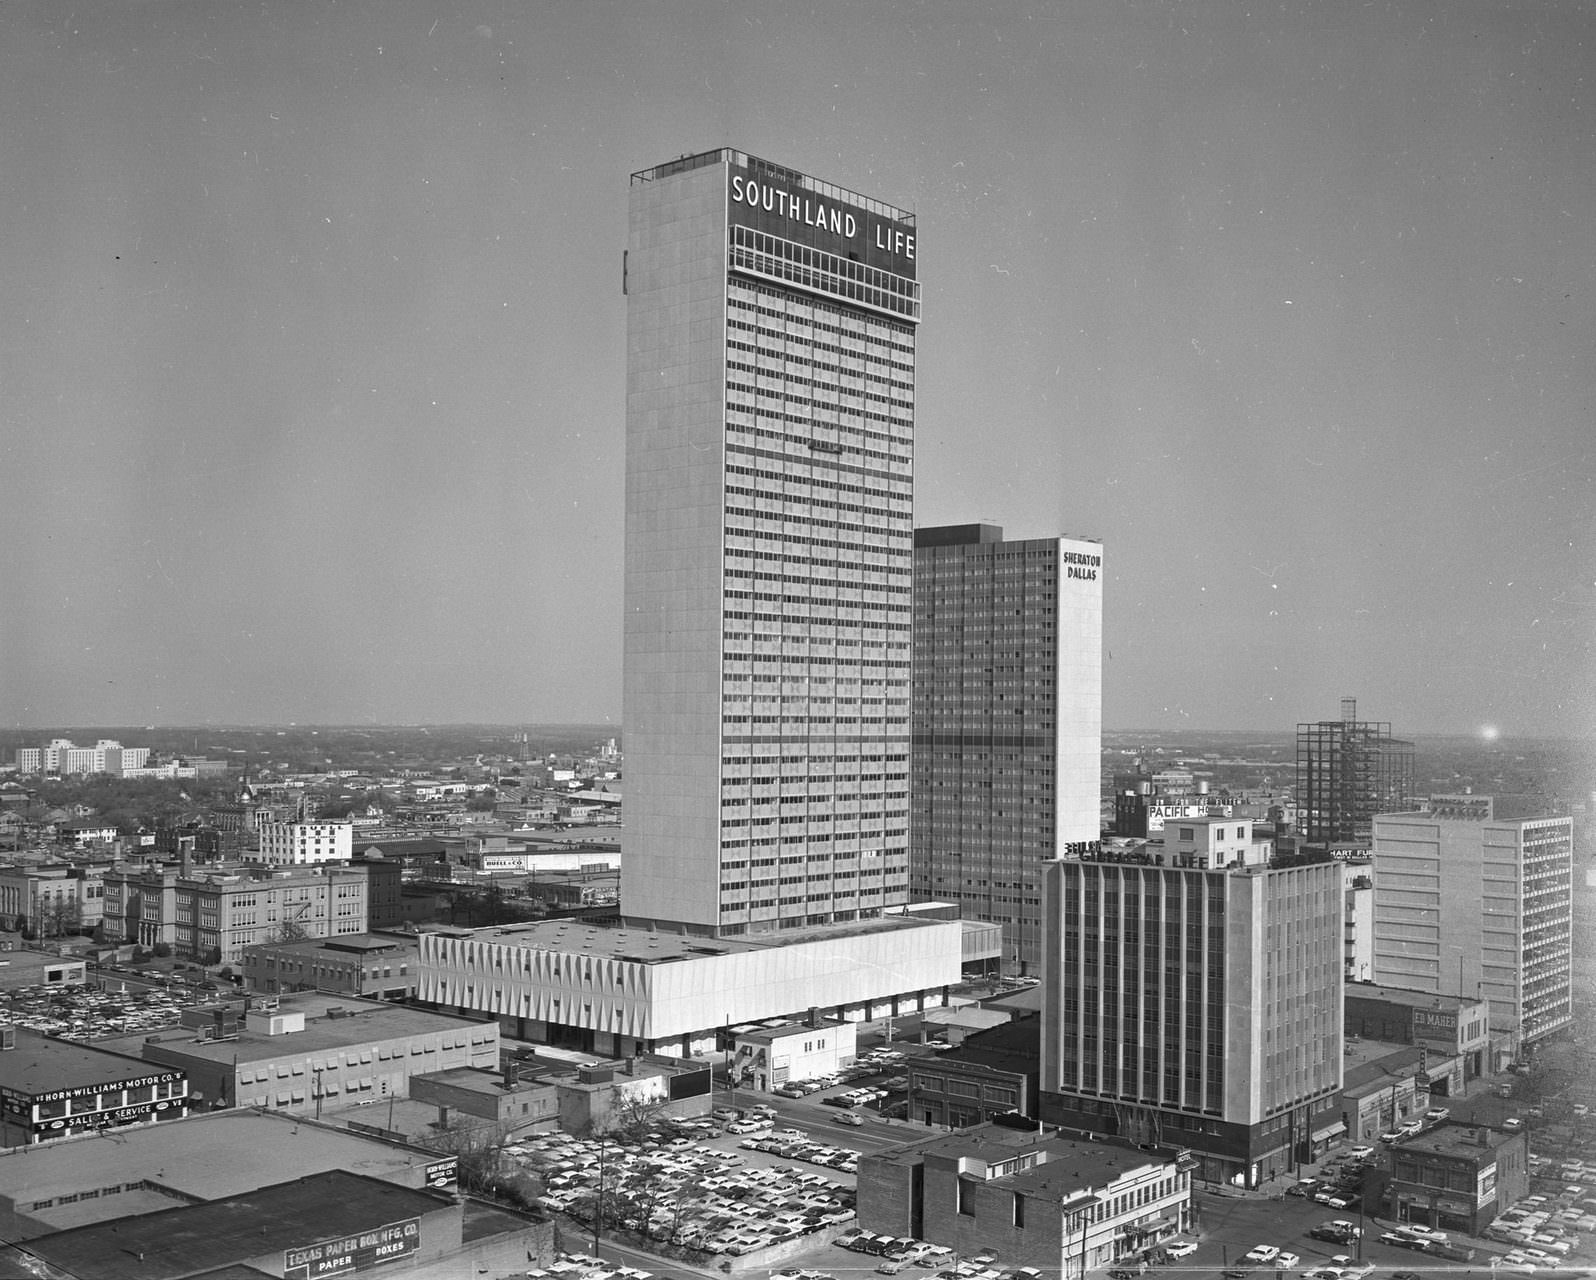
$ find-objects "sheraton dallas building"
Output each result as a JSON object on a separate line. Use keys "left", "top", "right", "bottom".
{"left": 420, "top": 151, "right": 974, "bottom": 1056}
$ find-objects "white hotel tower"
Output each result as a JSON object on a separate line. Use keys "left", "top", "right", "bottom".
{"left": 623, "top": 149, "right": 920, "bottom": 937}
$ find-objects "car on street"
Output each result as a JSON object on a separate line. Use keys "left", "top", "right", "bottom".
{"left": 1243, "top": 1246, "right": 1280, "bottom": 1264}
{"left": 1398, "top": 1226, "right": 1447, "bottom": 1244}
{"left": 1287, "top": 1180, "right": 1320, "bottom": 1198}
{"left": 1166, "top": 1243, "right": 1199, "bottom": 1260}
{"left": 832, "top": 1112, "right": 865, "bottom": 1126}
{"left": 1276, "top": 1253, "right": 1300, "bottom": 1270}
{"left": 1347, "top": 1146, "right": 1376, "bottom": 1161}
{"left": 1391, "top": 1272, "right": 1422, "bottom": 1280}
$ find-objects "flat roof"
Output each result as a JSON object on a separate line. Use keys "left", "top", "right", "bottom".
{"left": 1402, "top": 1120, "right": 1520, "bottom": 1159}
{"left": 92, "top": 992, "right": 488, "bottom": 1067}
{"left": 25, "top": 1169, "right": 451, "bottom": 1280}
{"left": 459, "top": 911, "right": 947, "bottom": 964}
{"left": 0, "top": 1109, "right": 439, "bottom": 1215}
{"left": 0, "top": 1028, "right": 179, "bottom": 1097}
{"left": 1346, "top": 983, "right": 1484, "bottom": 1011}
{"left": 1343, "top": 1041, "right": 1427, "bottom": 1092}
{"left": 876, "top": 1123, "right": 1173, "bottom": 1193}
{"left": 247, "top": 933, "right": 415, "bottom": 956}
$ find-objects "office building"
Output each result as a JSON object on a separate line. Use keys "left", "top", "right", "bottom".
{"left": 623, "top": 148, "right": 919, "bottom": 937}
{"left": 0, "top": 862, "right": 107, "bottom": 935}
{"left": 1040, "top": 832, "right": 1345, "bottom": 1188}
{"left": 1296, "top": 698, "right": 1414, "bottom": 846}
{"left": 910, "top": 524, "right": 1103, "bottom": 972}
{"left": 1370, "top": 809, "right": 1574, "bottom": 1051}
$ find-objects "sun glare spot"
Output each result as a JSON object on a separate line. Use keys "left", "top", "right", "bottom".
{"left": 1479, "top": 724, "right": 1500, "bottom": 742}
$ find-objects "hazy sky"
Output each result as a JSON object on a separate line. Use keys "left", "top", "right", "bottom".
{"left": 2, "top": 1, "right": 1592, "bottom": 738}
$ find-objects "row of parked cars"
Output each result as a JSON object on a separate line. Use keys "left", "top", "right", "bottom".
{"left": 772, "top": 1047, "right": 913, "bottom": 1098}
{"left": 1485, "top": 1180, "right": 1596, "bottom": 1269}
{"left": 509, "top": 1125, "right": 857, "bottom": 1256}
{"left": 1, "top": 982, "right": 190, "bottom": 1039}
{"left": 739, "top": 1131, "right": 861, "bottom": 1175}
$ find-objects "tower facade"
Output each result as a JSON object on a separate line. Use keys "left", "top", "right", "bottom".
{"left": 1041, "top": 839, "right": 1345, "bottom": 1189}
{"left": 910, "top": 524, "right": 1103, "bottom": 970}
{"left": 1296, "top": 697, "right": 1414, "bottom": 846}
{"left": 623, "top": 150, "right": 920, "bottom": 936}
{"left": 1371, "top": 810, "right": 1574, "bottom": 1050}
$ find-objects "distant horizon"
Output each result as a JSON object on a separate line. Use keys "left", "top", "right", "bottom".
{"left": 1, "top": 720, "right": 1582, "bottom": 745}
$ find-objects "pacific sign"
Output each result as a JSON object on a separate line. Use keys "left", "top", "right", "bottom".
{"left": 729, "top": 167, "right": 917, "bottom": 277}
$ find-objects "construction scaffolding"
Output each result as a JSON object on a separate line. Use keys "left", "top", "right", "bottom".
{"left": 1296, "top": 697, "right": 1415, "bottom": 845}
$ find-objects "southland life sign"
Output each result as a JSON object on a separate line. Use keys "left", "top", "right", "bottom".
{"left": 728, "top": 165, "right": 917, "bottom": 278}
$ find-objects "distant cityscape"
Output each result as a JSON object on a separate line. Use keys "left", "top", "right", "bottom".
{"left": 0, "top": 147, "right": 1590, "bottom": 1280}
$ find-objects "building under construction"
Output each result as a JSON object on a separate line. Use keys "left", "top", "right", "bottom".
{"left": 1296, "top": 697, "right": 1415, "bottom": 846}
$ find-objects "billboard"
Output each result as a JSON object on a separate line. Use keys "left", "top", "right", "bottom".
{"left": 728, "top": 163, "right": 916, "bottom": 279}
{"left": 283, "top": 1217, "right": 420, "bottom": 1280}
{"left": 423, "top": 1158, "right": 458, "bottom": 1190}
{"left": 667, "top": 1065, "right": 713, "bottom": 1101}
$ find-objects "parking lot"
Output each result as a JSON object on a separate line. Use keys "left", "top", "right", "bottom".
{"left": 512, "top": 1113, "right": 860, "bottom": 1259}
{"left": 0, "top": 981, "right": 192, "bottom": 1040}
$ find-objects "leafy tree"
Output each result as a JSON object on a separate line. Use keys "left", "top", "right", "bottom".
{"left": 151, "top": 941, "right": 172, "bottom": 958}
{"left": 203, "top": 946, "right": 223, "bottom": 967}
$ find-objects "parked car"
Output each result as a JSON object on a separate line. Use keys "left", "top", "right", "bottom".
{"left": 1166, "top": 1243, "right": 1199, "bottom": 1260}
{"left": 1243, "top": 1246, "right": 1280, "bottom": 1264}
{"left": 1287, "top": 1180, "right": 1320, "bottom": 1198}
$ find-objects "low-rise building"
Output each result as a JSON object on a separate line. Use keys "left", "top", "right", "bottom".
{"left": 1379, "top": 1120, "right": 1530, "bottom": 1235}
{"left": 733, "top": 1017, "right": 858, "bottom": 1090}
{"left": 0, "top": 1028, "right": 189, "bottom": 1147}
{"left": 0, "top": 863, "right": 108, "bottom": 934}
{"left": 0, "top": 948, "right": 87, "bottom": 990}
{"left": 418, "top": 914, "right": 964, "bottom": 1061}
{"left": 1344, "top": 984, "right": 1492, "bottom": 1093}
{"left": 908, "top": 1015, "right": 1040, "bottom": 1125}
{"left": 94, "top": 991, "right": 497, "bottom": 1114}
{"left": 1340, "top": 1042, "right": 1431, "bottom": 1144}
{"left": 860, "top": 1121, "right": 1194, "bottom": 1276}
{"left": 241, "top": 933, "right": 418, "bottom": 1000}
{"left": 0, "top": 1108, "right": 464, "bottom": 1241}
{"left": 24, "top": 1167, "right": 551, "bottom": 1280}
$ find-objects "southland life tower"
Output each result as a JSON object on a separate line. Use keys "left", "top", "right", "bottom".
{"left": 624, "top": 150, "right": 920, "bottom": 937}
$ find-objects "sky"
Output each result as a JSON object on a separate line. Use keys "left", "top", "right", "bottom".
{"left": 1, "top": 0, "right": 1592, "bottom": 739}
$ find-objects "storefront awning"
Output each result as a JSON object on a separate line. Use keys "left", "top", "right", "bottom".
{"left": 1312, "top": 1121, "right": 1347, "bottom": 1142}
{"left": 1118, "top": 1217, "right": 1175, "bottom": 1236}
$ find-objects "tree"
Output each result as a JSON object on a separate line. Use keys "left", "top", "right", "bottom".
{"left": 417, "top": 1116, "right": 516, "bottom": 1198}
{"left": 41, "top": 898, "right": 82, "bottom": 939}
{"left": 203, "top": 946, "right": 223, "bottom": 967}
{"left": 271, "top": 918, "right": 310, "bottom": 944}
{"left": 151, "top": 941, "right": 172, "bottom": 959}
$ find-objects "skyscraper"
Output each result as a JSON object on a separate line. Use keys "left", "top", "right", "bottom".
{"left": 623, "top": 150, "right": 920, "bottom": 936}
{"left": 1041, "top": 828, "right": 1345, "bottom": 1189}
{"left": 1371, "top": 809, "right": 1573, "bottom": 1051}
{"left": 1296, "top": 697, "right": 1414, "bottom": 846}
{"left": 910, "top": 524, "right": 1103, "bottom": 971}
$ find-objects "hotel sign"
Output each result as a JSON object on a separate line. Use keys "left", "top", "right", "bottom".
{"left": 283, "top": 1217, "right": 420, "bottom": 1280}
{"left": 729, "top": 165, "right": 917, "bottom": 278}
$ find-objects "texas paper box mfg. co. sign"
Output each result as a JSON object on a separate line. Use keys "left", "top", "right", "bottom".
{"left": 283, "top": 1217, "right": 420, "bottom": 1280}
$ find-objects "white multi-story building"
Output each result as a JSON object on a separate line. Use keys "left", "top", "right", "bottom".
{"left": 1371, "top": 808, "right": 1573, "bottom": 1049}
{"left": 623, "top": 148, "right": 919, "bottom": 938}
{"left": 909, "top": 524, "right": 1103, "bottom": 971}
{"left": 14, "top": 740, "right": 150, "bottom": 776}
{"left": 257, "top": 821, "right": 353, "bottom": 867}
